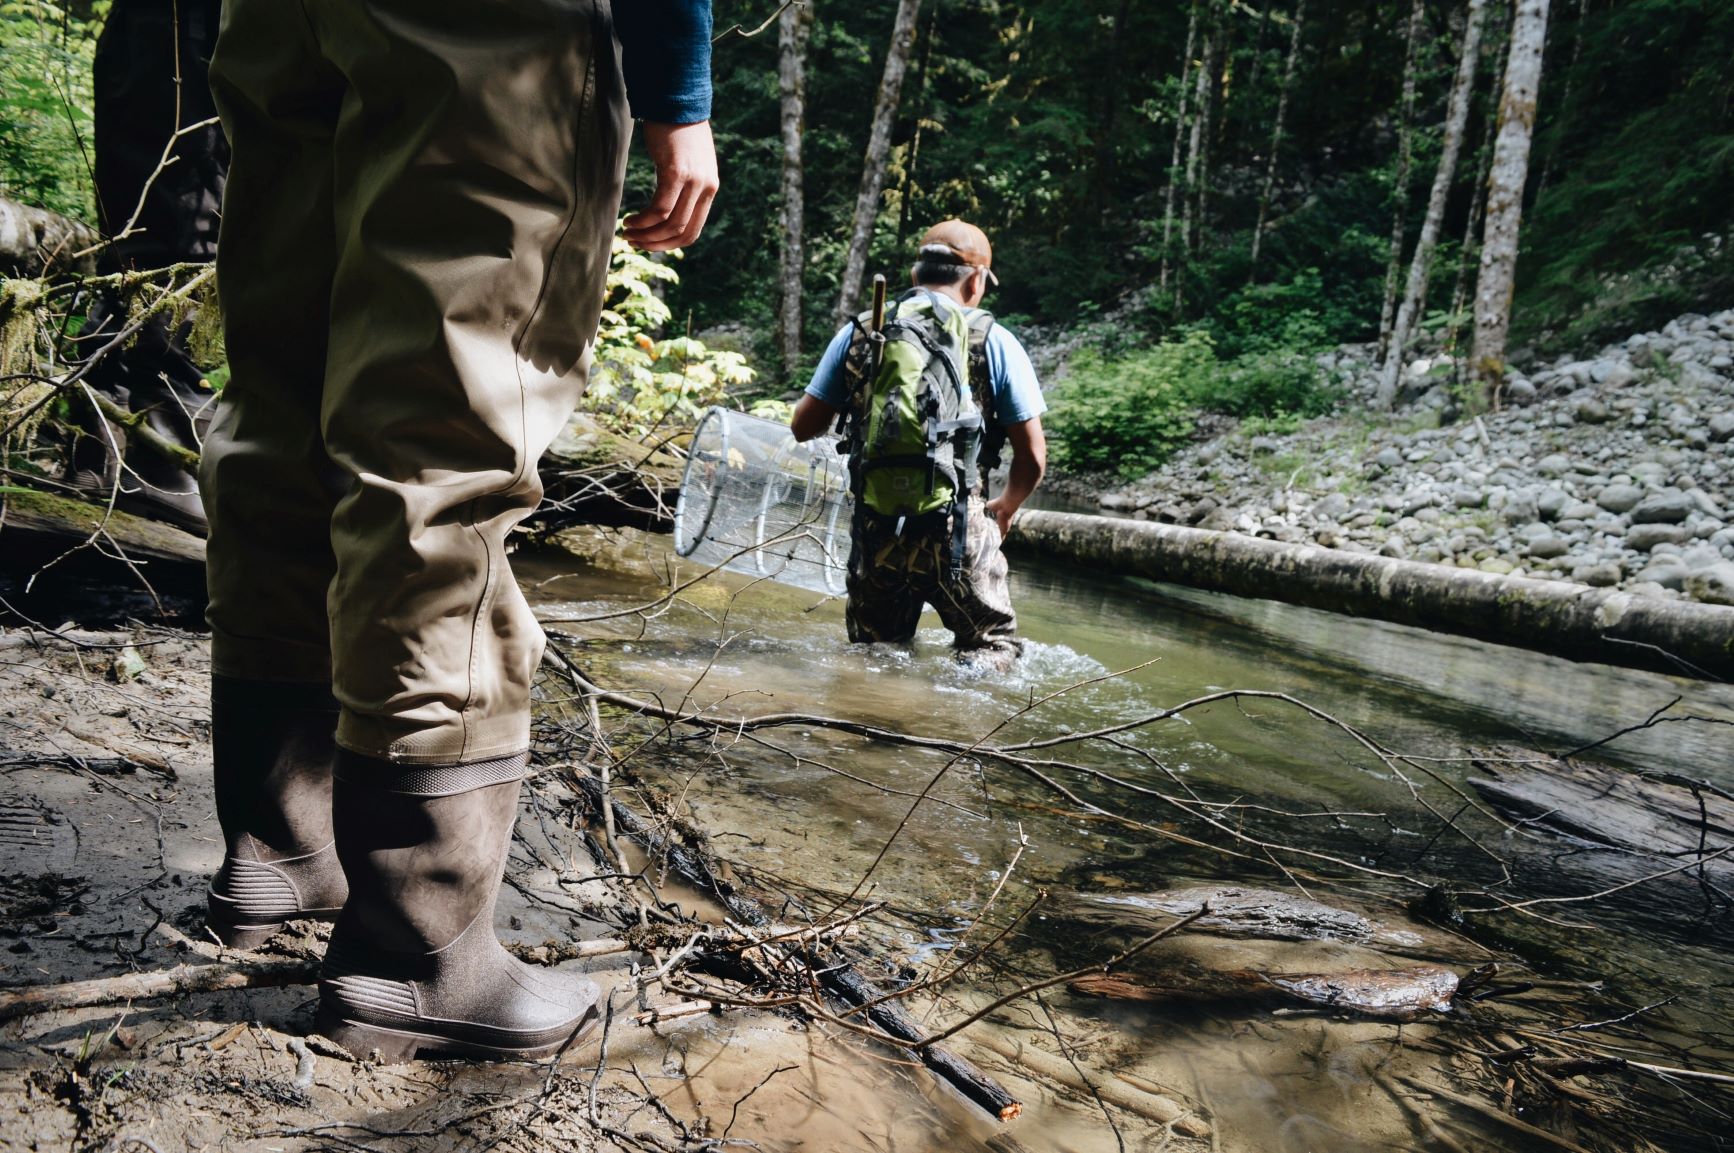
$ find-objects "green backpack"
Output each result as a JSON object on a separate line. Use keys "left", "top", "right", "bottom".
{"left": 839, "top": 289, "right": 985, "bottom": 520}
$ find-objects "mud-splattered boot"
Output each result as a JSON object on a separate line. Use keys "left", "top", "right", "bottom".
{"left": 315, "top": 753, "right": 601, "bottom": 1063}
{"left": 206, "top": 678, "right": 349, "bottom": 948}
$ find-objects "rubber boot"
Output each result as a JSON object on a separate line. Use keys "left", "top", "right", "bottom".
{"left": 206, "top": 678, "right": 349, "bottom": 948}
{"left": 316, "top": 752, "right": 601, "bottom": 1064}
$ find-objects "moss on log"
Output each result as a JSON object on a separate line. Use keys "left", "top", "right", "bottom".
{"left": 1006, "top": 509, "right": 1734, "bottom": 681}
{"left": 1, "top": 487, "right": 206, "bottom": 586}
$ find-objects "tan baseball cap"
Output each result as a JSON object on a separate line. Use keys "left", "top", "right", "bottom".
{"left": 919, "top": 219, "right": 998, "bottom": 285}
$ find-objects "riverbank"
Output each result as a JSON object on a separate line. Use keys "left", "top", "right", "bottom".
{"left": 1058, "top": 306, "right": 1734, "bottom": 607}
{"left": 0, "top": 621, "right": 987, "bottom": 1153}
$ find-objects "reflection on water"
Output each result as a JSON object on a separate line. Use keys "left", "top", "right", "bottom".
{"left": 524, "top": 532, "right": 1734, "bottom": 1153}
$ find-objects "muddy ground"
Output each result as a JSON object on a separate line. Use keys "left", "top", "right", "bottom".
{"left": 0, "top": 622, "right": 1054, "bottom": 1153}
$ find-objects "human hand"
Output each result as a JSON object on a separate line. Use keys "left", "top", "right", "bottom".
{"left": 623, "top": 120, "right": 718, "bottom": 251}
{"left": 984, "top": 497, "right": 1017, "bottom": 538}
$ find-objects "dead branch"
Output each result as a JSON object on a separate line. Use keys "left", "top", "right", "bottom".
{"left": 564, "top": 765, "right": 1025, "bottom": 1122}
{"left": 0, "top": 956, "right": 317, "bottom": 1023}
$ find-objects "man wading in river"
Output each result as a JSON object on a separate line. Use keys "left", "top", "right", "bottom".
{"left": 199, "top": 0, "right": 717, "bottom": 1063}
{"left": 790, "top": 222, "right": 1047, "bottom": 672}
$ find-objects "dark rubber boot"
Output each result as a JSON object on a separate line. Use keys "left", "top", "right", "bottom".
{"left": 206, "top": 678, "right": 348, "bottom": 949}
{"left": 316, "top": 752, "right": 601, "bottom": 1064}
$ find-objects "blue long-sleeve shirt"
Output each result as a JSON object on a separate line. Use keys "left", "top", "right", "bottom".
{"left": 615, "top": 1, "right": 713, "bottom": 124}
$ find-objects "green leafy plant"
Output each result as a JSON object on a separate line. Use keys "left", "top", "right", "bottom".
{"left": 1044, "top": 330, "right": 1213, "bottom": 479}
{"left": 584, "top": 235, "right": 755, "bottom": 440}
{"left": 0, "top": 0, "right": 103, "bottom": 222}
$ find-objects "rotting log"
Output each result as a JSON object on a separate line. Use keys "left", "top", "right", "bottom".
{"left": 567, "top": 768, "right": 1024, "bottom": 1122}
{"left": 535, "top": 413, "right": 685, "bottom": 533}
{"left": 1058, "top": 885, "right": 1450, "bottom": 953}
{"left": 1006, "top": 509, "right": 1734, "bottom": 682}
{"left": 0, "top": 197, "right": 99, "bottom": 278}
{"left": 0, "top": 412, "right": 673, "bottom": 593}
{"left": 0, "top": 487, "right": 206, "bottom": 590}
{"left": 1468, "top": 746, "right": 1734, "bottom": 868}
{"left": 1069, "top": 962, "right": 1460, "bottom": 1020}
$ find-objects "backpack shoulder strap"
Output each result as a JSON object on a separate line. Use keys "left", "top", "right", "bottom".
{"left": 966, "top": 311, "right": 1007, "bottom": 477}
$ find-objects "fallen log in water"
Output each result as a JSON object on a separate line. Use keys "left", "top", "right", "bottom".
{"left": 1060, "top": 885, "right": 1432, "bottom": 949}
{"left": 1005, "top": 509, "right": 1734, "bottom": 681}
{"left": 1070, "top": 961, "right": 1460, "bottom": 1020}
{"left": 1468, "top": 747, "right": 1734, "bottom": 870}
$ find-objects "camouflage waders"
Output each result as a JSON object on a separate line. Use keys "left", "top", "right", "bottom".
{"left": 846, "top": 498, "right": 1022, "bottom": 672}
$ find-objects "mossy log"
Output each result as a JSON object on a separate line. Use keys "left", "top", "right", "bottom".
{"left": 0, "top": 487, "right": 206, "bottom": 590}
{"left": 0, "top": 413, "right": 671, "bottom": 589}
{"left": 1006, "top": 509, "right": 1734, "bottom": 682}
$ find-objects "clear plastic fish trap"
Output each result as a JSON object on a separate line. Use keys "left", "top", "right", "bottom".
{"left": 674, "top": 406, "right": 853, "bottom": 595}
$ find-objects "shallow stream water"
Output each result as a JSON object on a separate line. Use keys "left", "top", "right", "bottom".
{"left": 524, "top": 530, "right": 1734, "bottom": 1153}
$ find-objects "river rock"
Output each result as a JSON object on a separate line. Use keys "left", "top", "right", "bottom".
{"left": 1310, "top": 493, "right": 1350, "bottom": 521}
{"left": 1709, "top": 413, "right": 1734, "bottom": 442}
{"left": 1575, "top": 397, "right": 1612, "bottom": 424}
{"left": 1597, "top": 483, "right": 1645, "bottom": 513}
{"left": 1571, "top": 562, "right": 1622, "bottom": 587}
{"left": 1536, "top": 453, "right": 1573, "bottom": 476}
{"left": 1625, "top": 523, "right": 1691, "bottom": 551}
{"left": 1525, "top": 535, "right": 1571, "bottom": 560}
{"left": 1686, "top": 563, "right": 1734, "bottom": 606}
{"left": 1559, "top": 500, "right": 1601, "bottom": 521}
{"left": 1629, "top": 490, "right": 1695, "bottom": 524}
{"left": 1634, "top": 560, "right": 1689, "bottom": 590}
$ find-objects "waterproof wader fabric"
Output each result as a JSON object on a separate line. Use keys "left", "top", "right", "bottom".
{"left": 203, "top": 0, "right": 631, "bottom": 764}
{"left": 846, "top": 499, "right": 1022, "bottom": 671}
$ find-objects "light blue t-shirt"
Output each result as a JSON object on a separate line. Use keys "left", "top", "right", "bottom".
{"left": 804, "top": 292, "right": 1046, "bottom": 427}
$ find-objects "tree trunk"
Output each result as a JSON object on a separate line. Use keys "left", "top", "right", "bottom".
{"left": 834, "top": 0, "right": 924, "bottom": 327}
{"left": 1471, "top": 0, "right": 1553, "bottom": 408}
{"left": 1450, "top": 6, "right": 1507, "bottom": 392}
{"left": 1375, "top": 0, "right": 1490, "bottom": 409}
{"left": 1159, "top": 1, "right": 1201, "bottom": 294}
{"left": 1535, "top": 0, "right": 1590, "bottom": 202}
{"left": 1240, "top": 0, "right": 1276, "bottom": 132}
{"left": 1091, "top": 0, "right": 1134, "bottom": 221}
{"left": 1193, "top": 13, "right": 1234, "bottom": 255}
{"left": 894, "top": 1, "right": 939, "bottom": 249}
{"left": 1176, "top": 2, "right": 1222, "bottom": 307}
{"left": 777, "top": 0, "right": 816, "bottom": 384}
{"left": 1179, "top": 6, "right": 1220, "bottom": 262}
{"left": 1377, "top": 0, "right": 1428, "bottom": 359}
{"left": 1248, "top": 0, "right": 1308, "bottom": 274}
